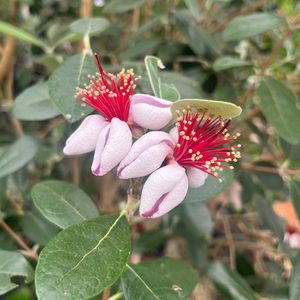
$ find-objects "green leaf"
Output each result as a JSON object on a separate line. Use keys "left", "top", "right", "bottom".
{"left": 183, "top": 167, "right": 234, "bottom": 202}
{"left": 31, "top": 180, "right": 99, "bottom": 229}
{"left": 161, "top": 84, "right": 180, "bottom": 102}
{"left": 0, "top": 137, "right": 39, "bottom": 179}
{"left": 253, "top": 161, "right": 284, "bottom": 190}
{"left": 170, "top": 99, "right": 241, "bottom": 125}
{"left": 215, "top": 81, "right": 237, "bottom": 104}
{"left": 184, "top": 0, "right": 201, "bottom": 22}
{"left": 11, "top": 82, "right": 60, "bottom": 121}
{"left": 257, "top": 76, "right": 300, "bottom": 145}
{"left": 35, "top": 213, "right": 130, "bottom": 300}
{"left": 290, "top": 251, "right": 300, "bottom": 300}
{"left": 145, "top": 56, "right": 164, "bottom": 98}
{"left": 121, "top": 264, "right": 180, "bottom": 299}
{"left": 280, "top": 138, "right": 300, "bottom": 161}
{"left": 0, "top": 249, "right": 34, "bottom": 295}
{"left": 48, "top": 53, "right": 98, "bottom": 123}
{"left": 103, "top": 0, "right": 148, "bottom": 14}
{"left": 133, "top": 230, "right": 166, "bottom": 254}
{"left": 207, "top": 261, "right": 258, "bottom": 300}
{"left": 21, "top": 208, "right": 58, "bottom": 246}
{"left": 213, "top": 56, "right": 251, "bottom": 71}
{"left": 180, "top": 202, "right": 212, "bottom": 237}
{"left": 256, "top": 200, "right": 284, "bottom": 241}
{"left": 0, "top": 21, "right": 47, "bottom": 49}
{"left": 222, "top": 13, "right": 285, "bottom": 42}
{"left": 142, "top": 257, "right": 199, "bottom": 297}
{"left": 69, "top": 18, "right": 110, "bottom": 37}
{"left": 239, "top": 170, "right": 254, "bottom": 203}
{"left": 290, "top": 180, "right": 300, "bottom": 220}
{"left": 52, "top": 31, "right": 82, "bottom": 49}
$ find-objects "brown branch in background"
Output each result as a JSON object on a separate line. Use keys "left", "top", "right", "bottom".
{"left": 132, "top": 7, "right": 140, "bottom": 32}
{"left": 0, "top": 220, "right": 39, "bottom": 261}
{"left": 238, "top": 10, "right": 300, "bottom": 108}
{"left": 72, "top": 157, "right": 82, "bottom": 187}
{"left": 241, "top": 162, "right": 300, "bottom": 175}
{"left": 37, "top": 116, "right": 66, "bottom": 138}
{"left": 143, "top": 0, "right": 154, "bottom": 39}
{"left": 102, "top": 286, "right": 111, "bottom": 300}
{"left": 222, "top": 216, "right": 236, "bottom": 270}
{"left": 209, "top": 0, "right": 270, "bottom": 34}
{"left": 79, "top": 0, "right": 93, "bottom": 52}
{"left": 6, "top": 191, "right": 25, "bottom": 215}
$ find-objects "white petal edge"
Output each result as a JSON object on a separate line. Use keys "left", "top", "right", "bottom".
{"left": 140, "top": 164, "right": 188, "bottom": 218}
{"left": 63, "top": 115, "right": 108, "bottom": 155}
{"left": 187, "top": 167, "right": 208, "bottom": 188}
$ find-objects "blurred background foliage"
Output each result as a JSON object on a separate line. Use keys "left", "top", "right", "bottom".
{"left": 1, "top": 0, "right": 300, "bottom": 299}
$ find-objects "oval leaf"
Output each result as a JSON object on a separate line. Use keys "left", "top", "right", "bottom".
{"left": 35, "top": 213, "right": 131, "bottom": 300}
{"left": 213, "top": 56, "right": 251, "bottom": 71}
{"left": 145, "top": 56, "right": 164, "bottom": 98}
{"left": 222, "top": 13, "right": 285, "bottom": 42}
{"left": 121, "top": 264, "right": 180, "bottom": 299}
{"left": 31, "top": 180, "right": 99, "bottom": 229}
{"left": 161, "top": 84, "right": 180, "bottom": 102}
{"left": 11, "top": 82, "right": 60, "bottom": 121}
{"left": 48, "top": 53, "right": 98, "bottom": 123}
{"left": 207, "top": 261, "right": 258, "bottom": 300}
{"left": 184, "top": 0, "right": 201, "bottom": 22}
{"left": 0, "top": 136, "right": 39, "bottom": 179}
{"left": 141, "top": 257, "right": 200, "bottom": 297}
{"left": 0, "top": 249, "right": 34, "bottom": 295}
{"left": 103, "top": 0, "right": 148, "bottom": 14}
{"left": 290, "top": 251, "right": 300, "bottom": 300}
{"left": 69, "top": 18, "right": 110, "bottom": 37}
{"left": 257, "top": 76, "right": 300, "bottom": 145}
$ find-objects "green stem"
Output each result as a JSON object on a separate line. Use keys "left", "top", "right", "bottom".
{"left": 108, "top": 292, "right": 123, "bottom": 300}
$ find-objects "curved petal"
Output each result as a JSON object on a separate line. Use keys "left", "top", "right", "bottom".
{"left": 63, "top": 115, "right": 108, "bottom": 155}
{"left": 131, "top": 94, "right": 172, "bottom": 130}
{"left": 140, "top": 164, "right": 188, "bottom": 218}
{"left": 118, "top": 131, "right": 175, "bottom": 179}
{"left": 92, "top": 118, "right": 132, "bottom": 176}
{"left": 187, "top": 167, "right": 208, "bottom": 188}
{"left": 169, "top": 126, "right": 178, "bottom": 143}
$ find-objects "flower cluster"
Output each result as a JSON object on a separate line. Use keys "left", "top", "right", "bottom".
{"left": 64, "top": 56, "right": 240, "bottom": 218}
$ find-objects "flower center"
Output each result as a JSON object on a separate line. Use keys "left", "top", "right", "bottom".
{"left": 75, "top": 54, "right": 140, "bottom": 122}
{"left": 173, "top": 106, "right": 241, "bottom": 182}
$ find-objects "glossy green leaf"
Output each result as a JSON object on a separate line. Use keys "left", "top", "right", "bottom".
{"left": 121, "top": 264, "right": 180, "bottom": 299}
{"left": 253, "top": 161, "right": 284, "bottom": 190}
{"left": 256, "top": 200, "right": 284, "bottom": 241}
{"left": 290, "top": 251, "right": 300, "bottom": 300}
{"left": 183, "top": 168, "right": 234, "bottom": 202}
{"left": 207, "top": 261, "right": 258, "bottom": 300}
{"left": 133, "top": 230, "right": 165, "bottom": 254}
{"left": 290, "top": 180, "right": 300, "bottom": 220}
{"left": 170, "top": 99, "right": 242, "bottom": 125}
{"left": 21, "top": 209, "right": 58, "bottom": 246}
{"left": 142, "top": 257, "right": 199, "bottom": 297}
{"left": 184, "top": 0, "right": 201, "bottom": 22}
{"left": 11, "top": 82, "right": 60, "bottom": 121}
{"left": 180, "top": 202, "right": 212, "bottom": 237}
{"left": 36, "top": 213, "right": 131, "bottom": 300}
{"left": 103, "top": 0, "right": 148, "bottom": 14}
{"left": 0, "top": 249, "right": 34, "bottom": 295}
{"left": 48, "top": 53, "right": 98, "bottom": 123}
{"left": 213, "top": 56, "right": 251, "bottom": 71}
{"left": 222, "top": 13, "right": 285, "bottom": 42}
{"left": 145, "top": 56, "right": 164, "bottom": 98}
{"left": 32, "top": 180, "right": 99, "bottom": 229}
{"left": 0, "top": 21, "right": 47, "bottom": 49}
{"left": 257, "top": 76, "right": 300, "bottom": 145}
{"left": 161, "top": 84, "right": 180, "bottom": 102}
{"left": 69, "top": 18, "right": 110, "bottom": 37}
{"left": 0, "top": 137, "right": 39, "bottom": 179}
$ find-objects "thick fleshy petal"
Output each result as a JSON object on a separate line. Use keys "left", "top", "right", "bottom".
{"left": 63, "top": 115, "right": 108, "bottom": 155}
{"left": 140, "top": 164, "right": 188, "bottom": 218}
{"left": 92, "top": 118, "right": 132, "bottom": 176}
{"left": 187, "top": 167, "right": 208, "bottom": 188}
{"left": 169, "top": 126, "right": 178, "bottom": 142}
{"left": 118, "top": 131, "right": 175, "bottom": 179}
{"left": 131, "top": 94, "right": 172, "bottom": 130}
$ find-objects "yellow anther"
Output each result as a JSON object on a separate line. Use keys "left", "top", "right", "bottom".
{"left": 193, "top": 137, "right": 197, "bottom": 141}
{"left": 214, "top": 172, "right": 218, "bottom": 176}
{"left": 219, "top": 179, "right": 222, "bottom": 183}
{"left": 177, "top": 143, "right": 181, "bottom": 147}
{"left": 230, "top": 166, "right": 234, "bottom": 169}
{"left": 196, "top": 151, "right": 200, "bottom": 155}
{"left": 188, "top": 149, "right": 193, "bottom": 153}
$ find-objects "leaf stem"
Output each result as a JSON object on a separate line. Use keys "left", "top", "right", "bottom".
{"left": 108, "top": 292, "right": 123, "bottom": 300}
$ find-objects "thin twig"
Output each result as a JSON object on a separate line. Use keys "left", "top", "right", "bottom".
{"left": 6, "top": 191, "right": 25, "bottom": 215}
{"left": 0, "top": 220, "right": 39, "bottom": 261}
{"left": 222, "top": 216, "right": 236, "bottom": 270}
{"left": 72, "top": 157, "right": 81, "bottom": 187}
{"left": 241, "top": 162, "right": 300, "bottom": 175}
{"left": 37, "top": 116, "right": 66, "bottom": 138}
{"left": 238, "top": 11, "right": 300, "bottom": 107}
{"left": 102, "top": 286, "right": 111, "bottom": 300}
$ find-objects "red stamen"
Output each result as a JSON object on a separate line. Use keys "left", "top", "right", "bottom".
{"left": 173, "top": 107, "right": 241, "bottom": 182}
{"left": 75, "top": 53, "right": 141, "bottom": 122}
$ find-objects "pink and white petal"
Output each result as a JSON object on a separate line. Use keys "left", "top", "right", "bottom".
{"left": 140, "top": 164, "right": 188, "bottom": 218}
{"left": 63, "top": 115, "right": 108, "bottom": 155}
{"left": 187, "top": 167, "right": 208, "bottom": 188}
{"left": 169, "top": 126, "right": 178, "bottom": 143}
{"left": 131, "top": 94, "right": 172, "bottom": 130}
{"left": 118, "top": 131, "right": 175, "bottom": 171}
{"left": 118, "top": 143, "right": 173, "bottom": 179}
{"left": 92, "top": 118, "right": 132, "bottom": 176}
